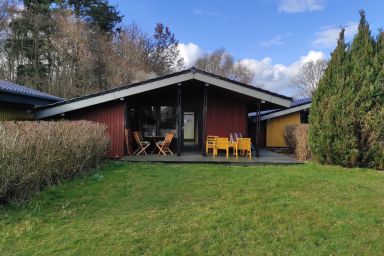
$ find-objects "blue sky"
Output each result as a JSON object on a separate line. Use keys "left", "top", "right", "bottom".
{"left": 109, "top": 0, "right": 383, "bottom": 96}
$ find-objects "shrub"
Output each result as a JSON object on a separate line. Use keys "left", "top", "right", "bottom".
{"left": 283, "top": 124, "right": 298, "bottom": 151}
{"left": 0, "top": 121, "right": 110, "bottom": 203}
{"left": 294, "top": 124, "right": 311, "bottom": 161}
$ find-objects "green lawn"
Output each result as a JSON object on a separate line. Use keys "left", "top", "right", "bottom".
{"left": 1, "top": 162, "right": 384, "bottom": 255}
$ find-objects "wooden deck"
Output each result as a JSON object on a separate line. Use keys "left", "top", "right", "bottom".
{"left": 121, "top": 148, "right": 302, "bottom": 165}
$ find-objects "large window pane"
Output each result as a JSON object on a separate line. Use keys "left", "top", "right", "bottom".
{"left": 140, "top": 106, "right": 156, "bottom": 137}
{"left": 160, "top": 106, "right": 176, "bottom": 137}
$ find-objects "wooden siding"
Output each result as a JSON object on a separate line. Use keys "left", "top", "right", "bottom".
{"left": 0, "top": 103, "right": 32, "bottom": 121}
{"left": 206, "top": 93, "right": 247, "bottom": 137}
{"left": 67, "top": 101, "right": 125, "bottom": 158}
{"left": 266, "top": 112, "right": 301, "bottom": 147}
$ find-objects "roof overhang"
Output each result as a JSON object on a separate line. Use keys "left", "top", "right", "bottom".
{"left": 259, "top": 103, "right": 311, "bottom": 121}
{"left": 193, "top": 73, "right": 292, "bottom": 108}
{"left": 0, "top": 91, "right": 59, "bottom": 106}
{"left": 34, "top": 69, "right": 292, "bottom": 119}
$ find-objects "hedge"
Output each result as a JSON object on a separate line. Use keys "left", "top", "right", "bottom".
{"left": 0, "top": 121, "right": 110, "bottom": 203}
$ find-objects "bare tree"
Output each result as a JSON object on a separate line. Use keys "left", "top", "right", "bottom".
{"left": 291, "top": 59, "right": 328, "bottom": 97}
{"left": 51, "top": 11, "right": 97, "bottom": 98}
{"left": 105, "top": 24, "right": 152, "bottom": 87}
{"left": 0, "top": 3, "right": 186, "bottom": 98}
{"left": 195, "top": 48, "right": 254, "bottom": 84}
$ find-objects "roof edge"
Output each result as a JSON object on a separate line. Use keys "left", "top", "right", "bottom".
{"left": 259, "top": 102, "right": 311, "bottom": 121}
{"left": 35, "top": 68, "right": 293, "bottom": 119}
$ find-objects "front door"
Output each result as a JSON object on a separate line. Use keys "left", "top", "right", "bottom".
{"left": 183, "top": 112, "right": 197, "bottom": 147}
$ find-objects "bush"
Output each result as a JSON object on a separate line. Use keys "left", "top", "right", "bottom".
{"left": 0, "top": 121, "right": 110, "bottom": 203}
{"left": 294, "top": 124, "right": 311, "bottom": 161}
{"left": 283, "top": 124, "right": 298, "bottom": 151}
{"left": 284, "top": 124, "right": 311, "bottom": 161}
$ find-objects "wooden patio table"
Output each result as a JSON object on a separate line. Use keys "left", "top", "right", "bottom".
{"left": 144, "top": 135, "right": 165, "bottom": 154}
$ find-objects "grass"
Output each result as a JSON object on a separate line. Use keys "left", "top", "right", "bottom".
{"left": 1, "top": 162, "right": 384, "bottom": 255}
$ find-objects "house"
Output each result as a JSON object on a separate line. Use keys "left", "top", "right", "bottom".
{"left": 34, "top": 68, "right": 292, "bottom": 158}
{"left": 250, "top": 98, "right": 311, "bottom": 148}
{"left": 0, "top": 80, "right": 63, "bottom": 121}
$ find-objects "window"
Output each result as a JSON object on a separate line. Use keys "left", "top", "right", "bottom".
{"left": 300, "top": 110, "right": 309, "bottom": 124}
{"left": 160, "top": 106, "right": 176, "bottom": 137}
{"left": 140, "top": 106, "right": 156, "bottom": 137}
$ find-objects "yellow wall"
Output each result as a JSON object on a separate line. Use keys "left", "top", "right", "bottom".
{"left": 0, "top": 105, "right": 33, "bottom": 121}
{"left": 266, "top": 112, "right": 301, "bottom": 147}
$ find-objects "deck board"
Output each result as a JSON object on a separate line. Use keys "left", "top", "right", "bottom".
{"left": 121, "top": 148, "right": 302, "bottom": 165}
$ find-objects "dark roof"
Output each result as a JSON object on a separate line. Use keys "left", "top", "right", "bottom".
{"left": 291, "top": 97, "right": 311, "bottom": 107}
{"left": 36, "top": 67, "right": 292, "bottom": 110}
{"left": 0, "top": 80, "right": 63, "bottom": 102}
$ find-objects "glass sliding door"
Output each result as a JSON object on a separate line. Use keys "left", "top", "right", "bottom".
{"left": 160, "top": 106, "right": 177, "bottom": 137}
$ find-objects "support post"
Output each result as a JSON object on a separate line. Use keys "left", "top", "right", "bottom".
{"left": 255, "top": 99, "right": 261, "bottom": 157}
{"left": 155, "top": 106, "right": 160, "bottom": 136}
{"left": 202, "top": 84, "right": 208, "bottom": 156}
{"left": 177, "top": 83, "right": 182, "bottom": 156}
{"left": 123, "top": 100, "right": 129, "bottom": 156}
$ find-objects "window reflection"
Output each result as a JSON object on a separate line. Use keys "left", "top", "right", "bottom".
{"left": 138, "top": 106, "right": 177, "bottom": 137}
{"left": 160, "top": 106, "right": 176, "bottom": 137}
{"left": 140, "top": 106, "right": 156, "bottom": 137}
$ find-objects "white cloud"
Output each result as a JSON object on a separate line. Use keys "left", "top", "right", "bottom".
{"left": 258, "top": 36, "right": 284, "bottom": 47}
{"left": 278, "top": 0, "right": 324, "bottom": 13}
{"left": 238, "top": 50, "right": 325, "bottom": 96}
{"left": 178, "top": 43, "right": 204, "bottom": 68}
{"left": 178, "top": 42, "right": 325, "bottom": 96}
{"left": 192, "top": 8, "right": 220, "bottom": 17}
{"left": 312, "top": 21, "right": 358, "bottom": 48}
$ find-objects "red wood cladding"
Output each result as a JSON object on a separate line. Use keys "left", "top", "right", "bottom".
{"left": 67, "top": 101, "right": 125, "bottom": 158}
{"left": 206, "top": 93, "right": 247, "bottom": 137}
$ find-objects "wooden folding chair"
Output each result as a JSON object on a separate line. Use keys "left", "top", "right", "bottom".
{"left": 237, "top": 138, "right": 252, "bottom": 159}
{"left": 214, "top": 137, "right": 230, "bottom": 158}
{"left": 229, "top": 132, "right": 242, "bottom": 157}
{"left": 229, "top": 132, "right": 243, "bottom": 143}
{"left": 132, "top": 131, "right": 150, "bottom": 155}
{"left": 156, "top": 132, "right": 174, "bottom": 155}
{"left": 206, "top": 135, "right": 218, "bottom": 156}
{"left": 125, "top": 128, "right": 133, "bottom": 156}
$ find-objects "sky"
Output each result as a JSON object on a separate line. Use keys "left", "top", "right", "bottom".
{"left": 109, "top": 0, "right": 383, "bottom": 96}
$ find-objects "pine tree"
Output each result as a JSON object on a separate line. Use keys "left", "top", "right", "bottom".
{"left": 310, "top": 10, "right": 384, "bottom": 169}
{"left": 6, "top": 0, "right": 56, "bottom": 90}
{"left": 309, "top": 28, "right": 348, "bottom": 164}
{"left": 361, "top": 29, "right": 384, "bottom": 168}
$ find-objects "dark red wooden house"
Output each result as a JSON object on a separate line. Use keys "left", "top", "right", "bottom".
{"left": 35, "top": 68, "right": 291, "bottom": 158}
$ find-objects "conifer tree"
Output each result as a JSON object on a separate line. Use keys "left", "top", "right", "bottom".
{"left": 310, "top": 10, "right": 384, "bottom": 169}
{"left": 309, "top": 28, "right": 348, "bottom": 164}
{"left": 361, "top": 29, "right": 384, "bottom": 168}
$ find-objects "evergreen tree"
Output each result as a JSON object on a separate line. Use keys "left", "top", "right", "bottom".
{"left": 62, "top": 0, "right": 122, "bottom": 34}
{"left": 361, "top": 29, "right": 384, "bottom": 168}
{"left": 6, "top": 0, "right": 56, "bottom": 90}
{"left": 309, "top": 28, "right": 348, "bottom": 164}
{"left": 310, "top": 10, "right": 384, "bottom": 169}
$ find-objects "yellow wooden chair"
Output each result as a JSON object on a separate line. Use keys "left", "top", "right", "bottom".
{"left": 237, "top": 138, "right": 252, "bottom": 159}
{"left": 206, "top": 135, "right": 218, "bottom": 156}
{"left": 214, "top": 137, "right": 230, "bottom": 158}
